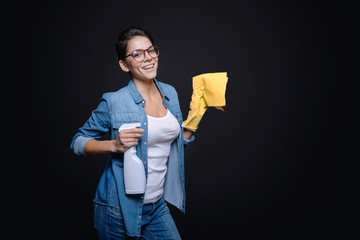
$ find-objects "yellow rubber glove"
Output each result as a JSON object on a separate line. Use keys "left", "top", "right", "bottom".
{"left": 182, "top": 72, "right": 228, "bottom": 131}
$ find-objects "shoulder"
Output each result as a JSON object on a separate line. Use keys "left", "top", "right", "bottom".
{"left": 157, "top": 80, "right": 178, "bottom": 97}
{"left": 157, "top": 80, "right": 176, "bottom": 91}
{"left": 98, "top": 84, "right": 134, "bottom": 114}
{"left": 101, "top": 84, "right": 131, "bottom": 102}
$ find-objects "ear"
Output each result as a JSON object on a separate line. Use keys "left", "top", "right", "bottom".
{"left": 119, "top": 60, "right": 130, "bottom": 72}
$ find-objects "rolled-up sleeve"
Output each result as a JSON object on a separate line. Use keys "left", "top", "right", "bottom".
{"left": 183, "top": 134, "right": 195, "bottom": 146}
{"left": 70, "top": 94, "right": 111, "bottom": 156}
{"left": 73, "top": 136, "right": 93, "bottom": 155}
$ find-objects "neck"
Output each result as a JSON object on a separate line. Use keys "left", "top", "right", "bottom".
{"left": 132, "top": 78, "right": 158, "bottom": 100}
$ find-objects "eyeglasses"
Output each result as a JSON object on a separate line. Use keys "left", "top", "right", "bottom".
{"left": 124, "top": 46, "right": 160, "bottom": 62}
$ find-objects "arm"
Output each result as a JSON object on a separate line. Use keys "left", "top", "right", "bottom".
{"left": 84, "top": 128, "right": 144, "bottom": 155}
{"left": 83, "top": 139, "right": 115, "bottom": 155}
{"left": 70, "top": 95, "right": 111, "bottom": 156}
{"left": 70, "top": 94, "right": 140, "bottom": 156}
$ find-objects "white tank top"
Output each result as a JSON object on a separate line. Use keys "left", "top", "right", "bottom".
{"left": 144, "top": 109, "right": 180, "bottom": 204}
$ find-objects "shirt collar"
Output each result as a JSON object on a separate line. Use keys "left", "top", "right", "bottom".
{"left": 127, "top": 78, "right": 169, "bottom": 104}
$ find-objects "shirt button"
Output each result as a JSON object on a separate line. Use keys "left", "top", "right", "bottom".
{"left": 144, "top": 122, "right": 147, "bottom": 125}
{"left": 144, "top": 161, "right": 147, "bottom": 164}
{"left": 144, "top": 142, "right": 147, "bottom": 144}
{"left": 138, "top": 216, "right": 141, "bottom": 219}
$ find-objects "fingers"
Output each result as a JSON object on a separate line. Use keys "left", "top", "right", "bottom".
{"left": 117, "top": 128, "right": 144, "bottom": 150}
{"left": 119, "top": 128, "right": 144, "bottom": 139}
{"left": 121, "top": 141, "right": 139, "bottom": 149}
{"left": 120, "top": 137, "right": 139, "bottom": 145}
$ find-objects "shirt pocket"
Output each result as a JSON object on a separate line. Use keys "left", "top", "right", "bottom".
{"left": 111, "top": 111, "right": 143, "bottom": 139}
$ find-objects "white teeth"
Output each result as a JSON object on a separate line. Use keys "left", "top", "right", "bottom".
{"left": 144, "top": 64, "right": 154, "bottom": 69}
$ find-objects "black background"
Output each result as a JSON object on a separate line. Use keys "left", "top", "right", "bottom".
{"left": 2, "top": 0, "right": 358, "bottom": 239}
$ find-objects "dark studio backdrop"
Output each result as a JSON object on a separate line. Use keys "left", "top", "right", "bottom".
{"left": 2, "top": 0, "right": 358, "bottom": 239}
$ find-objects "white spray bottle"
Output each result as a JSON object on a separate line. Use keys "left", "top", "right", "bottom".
{"left": 118, "top": 123, "right": 146, "bottom": 194}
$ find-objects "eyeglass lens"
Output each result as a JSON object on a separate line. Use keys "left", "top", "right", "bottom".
{"left": 132, "top": 46, "right": 159, "bottom": 62}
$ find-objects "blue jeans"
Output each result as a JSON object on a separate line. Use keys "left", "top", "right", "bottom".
{"left": 94, "top": 198, "right": 181, "bottom": 239}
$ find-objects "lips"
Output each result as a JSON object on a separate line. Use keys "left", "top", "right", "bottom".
{"left": 143, "top": 64, "right": 154, "bottom": 70}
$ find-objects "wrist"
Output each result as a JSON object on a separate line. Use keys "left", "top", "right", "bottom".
{"left": 109, "top": 140, "right": 118, "bottom": 153}
{"left": 183, "top": 128, "right": 194, "bottom": 140}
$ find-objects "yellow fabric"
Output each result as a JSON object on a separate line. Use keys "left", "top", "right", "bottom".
{"left": 182, "top": 72, "right": 228, "bottom": 131}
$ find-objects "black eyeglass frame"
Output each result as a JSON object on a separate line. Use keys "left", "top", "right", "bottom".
{"left": 124, "top": 46, "right": 160, "bottom": 62}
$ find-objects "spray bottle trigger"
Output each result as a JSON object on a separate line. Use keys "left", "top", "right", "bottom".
{"left": 118, "top": 122, "right": 141, "bottom": 132}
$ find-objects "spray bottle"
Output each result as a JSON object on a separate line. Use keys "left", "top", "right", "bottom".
{"left": 118, "top": 123, "right": 146, "bottom": 194}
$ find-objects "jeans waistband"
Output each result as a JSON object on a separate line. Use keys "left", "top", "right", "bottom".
{"left": 144, "top": 196, "right": 164, "bottom": 206}
{"left": 143, "top": 195, "right": 164, "bottom": 206}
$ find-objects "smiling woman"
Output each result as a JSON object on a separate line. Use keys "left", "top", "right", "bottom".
{"left": 118, "top": 36, "right": 159, "bottom": 82}
{"left": 70, "top": 26, "right": 194, "bottom": 239}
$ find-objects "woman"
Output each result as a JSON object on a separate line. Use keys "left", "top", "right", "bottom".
{"left": 70, "top": 26, "right": 194, "bottom": 239}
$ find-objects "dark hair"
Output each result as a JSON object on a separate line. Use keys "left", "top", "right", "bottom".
{"left": 115, "top": 26, "right": 154, "bottom": 60}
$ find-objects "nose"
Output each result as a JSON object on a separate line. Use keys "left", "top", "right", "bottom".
{"left": 143, "top": 50, "right": 152, "bottom": 61}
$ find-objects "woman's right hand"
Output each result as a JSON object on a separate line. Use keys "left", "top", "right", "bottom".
{"left": 112, "top": 128, "right": 144, "bottom": 153}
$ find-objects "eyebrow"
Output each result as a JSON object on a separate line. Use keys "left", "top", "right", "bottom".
{"left": 127, "top": 45, "right": 153, "bottom": 53}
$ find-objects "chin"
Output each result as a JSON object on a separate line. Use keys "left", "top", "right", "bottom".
{"left": 143, "top": 71, "right": 157, "bottom": 80}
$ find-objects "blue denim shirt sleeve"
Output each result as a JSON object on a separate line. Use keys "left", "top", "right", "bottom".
{"left": 72, "top": 136, "right": 93, "bottom": 155}
{"left": 70, "top": 94, "right": 111, "bottom": 156}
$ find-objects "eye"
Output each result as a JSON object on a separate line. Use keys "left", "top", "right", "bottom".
{"left": 133, "top": 51, "right": 143, "bottom": 58}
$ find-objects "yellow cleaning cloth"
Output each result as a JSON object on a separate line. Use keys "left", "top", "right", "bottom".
{"left": 182, "top": 72, "right": 228, "bottom": 131}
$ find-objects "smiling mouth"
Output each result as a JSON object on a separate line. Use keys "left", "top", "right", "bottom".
{"left": 143, "top": 64, "right": 154, "bottom": 70}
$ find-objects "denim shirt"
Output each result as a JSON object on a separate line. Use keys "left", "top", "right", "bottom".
{"left": 70, "top": 79, "right": 194, "bottom": 237}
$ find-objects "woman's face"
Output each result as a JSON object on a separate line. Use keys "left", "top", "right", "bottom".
{"left": 119, "top": 36, "right": 158, "bottom": 82}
